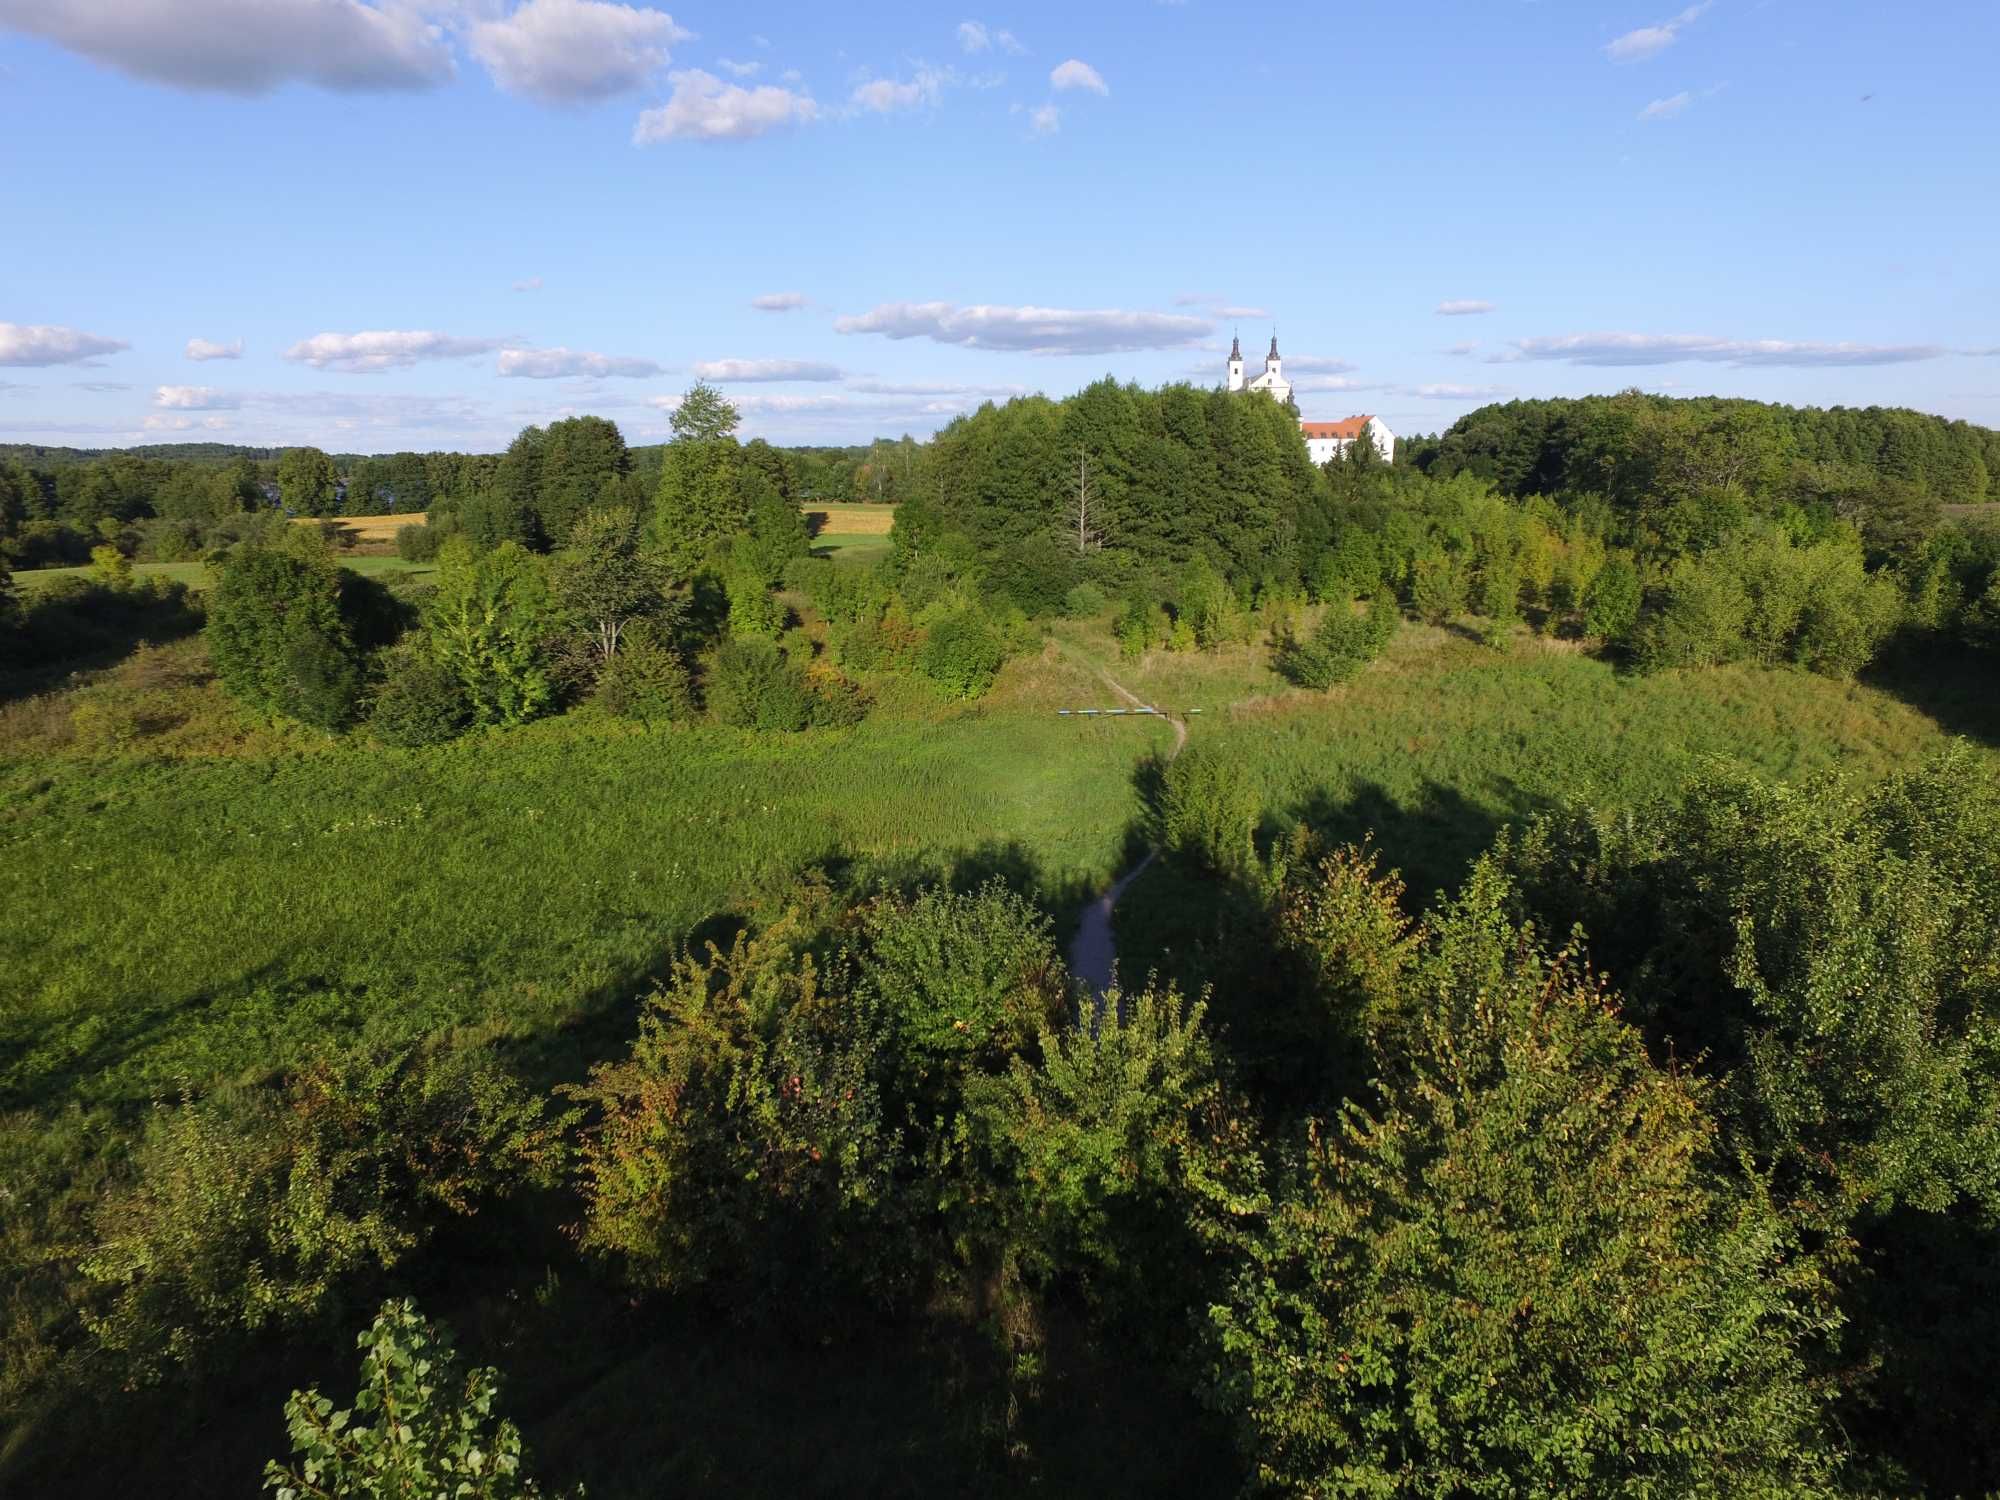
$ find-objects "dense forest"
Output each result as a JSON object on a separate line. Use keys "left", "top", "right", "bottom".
{"left": 3, "top": 384, "right": 1999, "bottom": 1496}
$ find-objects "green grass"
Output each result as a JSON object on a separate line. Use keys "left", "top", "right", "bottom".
{"left": 13, "top": 555, "right": 436, "bottom": 593}
{"left": 0, "top": 690, "right": 1168, "bottom": 1111}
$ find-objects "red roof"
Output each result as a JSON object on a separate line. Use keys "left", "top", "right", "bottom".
{"left": 1300, "top": 416, "right": 1372, "bottom": 439}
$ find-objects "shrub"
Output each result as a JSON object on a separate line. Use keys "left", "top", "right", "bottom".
{"left": 89, "top": 543, "right": 133, "bottom": 589}
{"left": 919, "top": 609, "right": 1005, "bottom": 700}
{"left": 1276, "top": 593, "right": 1396, "bottom": 690}
{"left": 1063, "top": 581, "right": 1109, "bottom": 618}
{"left": 571, "top": 924, "right": 901, "bottom": 1312}
{"left": 1581, "top": 554, "right": 1642, "bottom": 640}
{"left": 707, "top": 636, "right": 810, "bottom": 731}
{"left": 1177, "top": 555, "right": 1233, "bottom": 648}
{"left": 370, "top": 641, "right": 473, "bottom": 747}
{"left": 395, "top": 521, "right": 443, "bottom": 562}
{"left": 83, "top": 1044, "right": 570, "bottom": 1380}
{"left": 725, "top": 561, "right": 785, "bottom": 637}
{"left": 803, "top": 659, "right": 869, "bottom": 728}
{"left": 1408, "top": 551, "right": 1468, "bottom": 624}
{"left": 265, "top": 1299, "right": 575, "bottom": 1499}
{"left": 858, "top": 880, "right": 1067, "bottom": 1113}
{"left": 594, "top": 620, "right": 697, "bottom": 724}
{"left": 1201, "top": 874, "right": 1839, "bottom": 1498}
{"left": 1156, "top": 744, "right": 1259, "bottom": 879}
{"left": 426, "top": 537, "right": 555, "bottom": 725}
{"left": 206, "top": 546, "right": 364, "bottom": 729}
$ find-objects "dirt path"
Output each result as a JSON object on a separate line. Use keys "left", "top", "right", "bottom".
{"left": 1066, "top": 659, "right": 1189, "bottom": 999}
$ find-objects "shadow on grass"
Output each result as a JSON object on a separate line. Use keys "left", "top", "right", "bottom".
{"left": 1860, "top": 636, "right": 2000, "bottom": 749}
{"left": 1, "top": 580, "right": 206, "bottom": 706}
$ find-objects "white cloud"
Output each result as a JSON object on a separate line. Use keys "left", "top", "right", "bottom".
{"left": 144, "top": 413, "right": 233, "bottom": 431}
{"left": 0, "top": 321, "right": 128, "bottom": 366}
{"left": 1284, "top": 355, "right": 1356, "bottom": 373}
{"left": 846, "top": 379, "right": 1026, "bottom": 399}
{"left": 1294, "top": 375, "right": 1386, "bottom": 394}
{"left": 283, "top": 329, "right": 507, "bottom": 372}
{"left": 692, "top": 357, "right": 844, "bottom": 382}
{"left": 153, "top": 384, "right": 241, "bottom": 409}
{"left": 512, "top": 275, "right": 544, "bottom": 292}
{"left": 497, "top": 347, "right": 664, "bottom": 378}
{"left": 1436, "top": 299, "right": 1495, "bottom": 316}
{"left": 851, "top": 64, "right": 952, "bottom": 113}
{"left": 1605, "top": 2, "right": 1710, "bottom": 63}
{"left": 1638, "top": 91, "right": 1691, "bottom": 121}
{"left": 1444, "top": 341, "right": 1479, "bottom": 357}
{"left": 184, "top": 336, "right": 243, "bottom": 360}
{"left": 1027, "top": 101, "right": 1058, "bottom": 134}
{"left": 751, "top": 291, "right": 807, "bottom": 312}
{"left": 1499, "top": 332, "right": 1951, "bottom": 367}
{"left": 715, "top": 57, "right": 760, "bottom": 77}
{"left": 836, "top": 301, "right": 1209, "bottom": 356}
{"left": 1412, "top": 382, "right": 1512, "bottom": 400}
{"left": 468, "top": 0, "right": 690, "bottom": 103}
{"left": 956, "top": 20, "right": 989, "bottom": 51}
{"left": 0, "top": 0, "right": 454, "bottom": 95}
{"left": 1049, "top": 58, "right": 1106, "bottom": 94}
{"left": 632, "top": 68, "right": 818, "bottom": 142}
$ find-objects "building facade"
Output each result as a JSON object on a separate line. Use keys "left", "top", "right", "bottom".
{"left": 1301, "top": 415, "right": 1395, "bottom": 466}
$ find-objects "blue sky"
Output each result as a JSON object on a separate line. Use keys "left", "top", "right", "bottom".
{"left": 1, "top": 0, "right": 1995, "bottom": 453}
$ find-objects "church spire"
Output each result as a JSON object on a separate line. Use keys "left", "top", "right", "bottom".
{"left": 1268, "top": 330, "right": 1280, "bottom": 363}
{"left": 1229, "top": 332, "right": 1242, "bottom": 362}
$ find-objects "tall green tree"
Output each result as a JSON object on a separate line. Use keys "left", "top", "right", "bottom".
{"left": 276, "top": 446, "right": 339, "bottom": 516}
{"left": 649, "top": 382, "right": 745, "bottom": 575}
{"left": 548, "top": 507, "right": 670, "bottom": 673}
{"left": 426, "top": 536, "right": 556, "bottom": 724}
{"left": 205, "top": 539, "right": 363, "bottom": 728}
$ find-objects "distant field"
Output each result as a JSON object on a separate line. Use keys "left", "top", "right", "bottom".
{"left": 294, "top": 512, "right": 429, "bottom": 547}
{"left": 805, "top": 502, "right": 897, "bottom": 535}
{"left": 13, "top": 555, "right": 436, "bottom": 593}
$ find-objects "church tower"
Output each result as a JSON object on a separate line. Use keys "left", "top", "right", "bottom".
{"left": 1264, "top": 331, "right": 1282, "bottom": 388}
{"left": 1226, "top": 332, "right": 1244, "bottom": 392}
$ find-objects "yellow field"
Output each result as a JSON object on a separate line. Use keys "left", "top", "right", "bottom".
{"left": 293, "top": 512, "right": 429, "bottom": 544}
{"left": 804, "top": 502, "right": 896, "bottom": 535}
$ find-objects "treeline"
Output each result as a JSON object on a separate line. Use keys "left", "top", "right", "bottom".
{"left": 870, "top": 382, "right": 2000, "bottom": 684}
{"left": 85, "top": 387, "right": 1033, "bottom": 741}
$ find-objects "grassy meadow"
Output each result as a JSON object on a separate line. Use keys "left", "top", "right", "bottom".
{"left": 14, "top": 553, "right": 436, "bottom": 593}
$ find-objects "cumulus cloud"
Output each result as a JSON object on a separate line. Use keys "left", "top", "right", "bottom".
{"left": 835, "top": 301, "right": 1209, "bottom": 356}
{"left": 751, "top": 291, "right": 807, "bottom": 312}
{"left": 633, "top": 68, "right": 818, "bottom": 142}
{"left": 153, "top": 384, "right": 241, "bottom": 409}
{"left": 1498, "top": 332, "right": 1950, "bottom": 367}
{"left": 1049, "top": 58, "right": 1106, "bottom": 94}
{"left": 1639, "top": 90, "right": 1691, "bottom": 120}
{"left": 692, "top": 357, "right": 844, "bottom": 382}
{"left": 1605, "top": 2, "right": 1710, "bottom": 63}
{"left": 0, "top": 321, "right": 128, "bottom": 366}
{"left": 715, "top": 57, "right": 759, "bottom": 77}
{"left": 283, "top": 329, "right": 507, "bottom": 372}
{"left": 469, "top": 0, "right": 690, "bottom": 102}
{"left": 497, "top": 346, "right": 664, "bottom": 378}
{"left": 0, "top": 0, "right": 454, "bottom": 95}
{"left": 184, "top": 336, "right": 243, "bottom": 360}
{"left": 851, "top": 64, "right": 952, "bottom": 113}
{"left": 1436, "top": 299, "right": 1495, "bottom": 316}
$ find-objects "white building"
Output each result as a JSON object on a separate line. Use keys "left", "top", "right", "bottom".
{"left": 1302, "top": 415, "right": 1396, "bottom": 466}
{"left": 1226, "top": 333, "right": 1291, "bottom": 404}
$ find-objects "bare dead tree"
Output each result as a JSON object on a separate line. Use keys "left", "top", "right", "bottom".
{"left": 1068, "top": 451, "right": 1105, "bottom": 554}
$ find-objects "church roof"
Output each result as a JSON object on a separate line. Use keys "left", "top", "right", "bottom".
{"left": 1301, "top": 417, "right": 1373, "bottom": 439}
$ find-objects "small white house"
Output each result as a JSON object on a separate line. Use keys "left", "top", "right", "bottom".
{"left": 1301, "top": 415, "right": 1395, "bottom": 467}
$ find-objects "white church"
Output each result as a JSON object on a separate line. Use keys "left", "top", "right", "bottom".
{"left": 1226, "top": 333, "right": 1395, "bottom": 466}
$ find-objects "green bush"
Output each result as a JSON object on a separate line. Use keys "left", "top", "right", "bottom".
{"left": 862, "top": 881, "right": 1068, "bottom": 1079}
{"left": 1581, "top": 554, "right": 1642, "bottom": 640}
{"left": 803, "top": 660, "right": 870, "bottom": 728}
{"left": 707, "top": 636, "right": 810, "bottom": 731}
{"left": 82, "top": 1044, "right": 571, "bottom": 1381}
{"left": 1156, "top": 744, "right": 1259, "bottom": 879}
{"left": 265, "top": 1299, "right": 574, "bottom": 1499}
{"left": 594, "top": 621, "right": 697, "bottom": 724}
{"left": 395, "top": 521, "right": 443, "bottom": 562}
{"left": 1276, "top": 593, "right": 1398, "bottom": 690}
{"left": 426, "top": 537, "right": 555, "bottom": 725}
{"left": 370, "top": 641, "right": 472, "bottom": 747}
{"left": 1064, "top": 581, "right": 1109, "bottom": 617}
{"left": 918, "top": 608, "right": 1005, "bottom": 700}
{"left": 1201, "top": 869, "right": 1838, "bottom": 1498}
{"left": 206, "top": 545, "right": 364, "bottom": 729}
